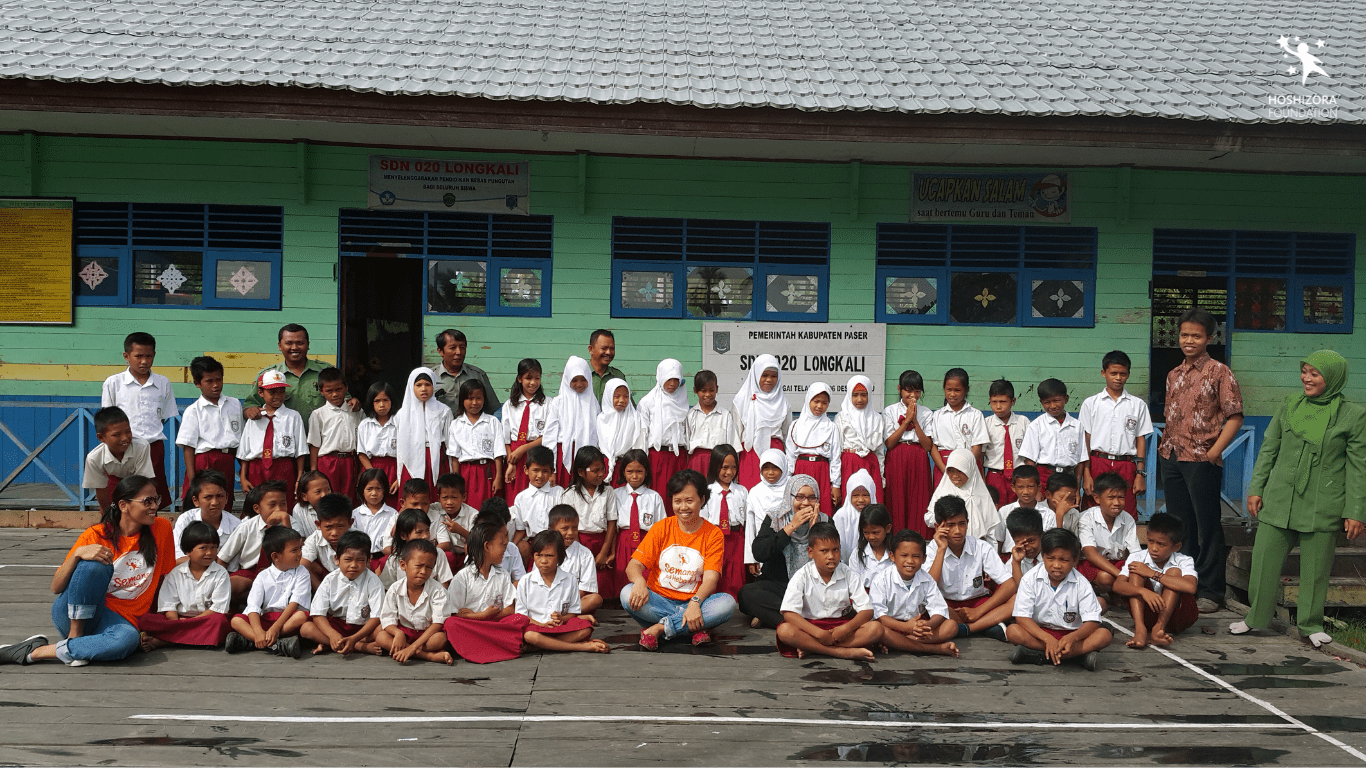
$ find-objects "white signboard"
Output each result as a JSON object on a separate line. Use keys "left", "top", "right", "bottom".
{"left": 702, "top": 322, "right": 887, "bottom": 413}
{"left": 368, "top": 156, "right": 530, "bottom": 215}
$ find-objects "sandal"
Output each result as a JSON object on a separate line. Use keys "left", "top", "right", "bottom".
{"left": 639, "top": 631, "right": 659, "bottom": 651}
{"left": 691, "top": 630, "right": 713, "bottom": 646}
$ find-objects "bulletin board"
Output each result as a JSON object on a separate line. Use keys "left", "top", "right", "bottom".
{"left": 0, "top": 198, "right": 74, "bottom": 325}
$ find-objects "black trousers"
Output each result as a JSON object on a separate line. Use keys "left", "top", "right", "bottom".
{"left": 1159, "top": 454, "right": 1226, "bottom": 602}
{"left": 738, "top": 581, "right": 786, "bottom": 629}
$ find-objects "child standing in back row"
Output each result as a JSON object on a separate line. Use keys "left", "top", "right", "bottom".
{"left": 238, "top": 370, "right": 306, "bottom": 511}
{"left": 787, "top": 383, "right": 842, "bottom": 515}
{"left": 926, "top": 369, "right": 989, "bottom": 482}
{"left": 835, "top": 375, "right": 885, "bottom": 503}
{"left": 596, "top": 379, "right": 643, "bottom": 484}
{"left": 309, "top": 367, "right": 363, "bottom": 506}
{"left": 447, "top": 380, "right": 505, "bottom": 512}
{"left": 1019, "top": 379, "right": 1088, "bottom": 493}
{"left": 394, "top": 367, "right": 450, "bottom": 492}
{"left": 356, "top": 382, "right": 400, "bottom": 508}
{"left": 544, "top": 356, "right": 599, "bottom": 488}
{"left": 176, "top": 356, "right": 242, "bottom": 494}
{"left": 638, "top": 359, "right": 690, "bottom": 513}
{"left": 501, "top": 358, "right": 548, "bottom": 503}
{"left": 982, "top": 379, "right": 1029, "bottom": 508}
{"left": 883, "top": 371, "right": 935, "bottom": 536}
{"left": 1079, "top": 351, "right": 1153, "bottom": 518}
{"left": 101, "top": 332, "right": 178, "bottom": 508}
{"left": 686, "top": 370, "right": 739, "bottom": 475}
{"left": 734, "top": 354, "right": 791, "bottom": 488}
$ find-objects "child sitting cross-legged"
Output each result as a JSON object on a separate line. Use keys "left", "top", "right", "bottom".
{"left": 1115, "top": 512, "right": 1198, "bottom": 649}
{"left": 442, "top": 522, "right": 524, "bottom": 663}
{"left": 300, "top": 530, "right": 384, "bottom": 656}
{"left": 138, "top": 521, "right": 233, "bottom": 651}
{"left": 1076, "top": 472, "right": 1140, "bottom": 610}
{"left": 301, "top": 493, "right": 354, "bottom": 590}
{"left": 515, "top": 530, "right": 610, "bottom": 654}
{"left": 775, "top": 522, "right": 883, "bottom": 660}
{"left": 925, "top": 496, "right": 1016, "bottom": 640}
{"left": 378, "top": 509, "right": 454, "bottom": 590}
{"left": 870, "top": 529, "right": 959, "bottom": 657}
{"left": 377, "top": 538, "right": 454, "bottom": 665}
{"left": 548, "top": 504, "right": 604, "bottom": 615}
{"left": 1007, "top": 528, "right": 1113, "bottom": 670}
{"left": 225, "top": 525, "right": 311, "bottom": 658}
{"left": 218, "top": 480, "right": 293, "bottom": 604}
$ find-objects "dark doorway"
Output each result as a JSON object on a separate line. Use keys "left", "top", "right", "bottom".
{"left": 339, "top": 256, "right": 423, "bottom": 409}
{"left": 1149, "top": 274, "right": 1229, "bottom": 420}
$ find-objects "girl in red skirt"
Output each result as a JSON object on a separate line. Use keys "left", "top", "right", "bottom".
{"left": 883, "top": 370, "right": 935, "bottom": 537}
{"left": 703, "top": 444, "right": 748, "bottom": 599}
{"left": 544, "top": 356, "right": 598, "bottom": 489}
{"left": 638, "top": 359, "right": 690, "bottom": 513}
{"left": 733, "top": 353, "right": 791, "bottom": 488}
{"left": 357, "top": 381, "right": 400, "bottom": 509}
{"left": 139, "top": 521, "right": 233, "bottom": 650}
{"left": 834, "top": 375, "right": 885, "bottom": 503}
{"left": 393, "top": 367, "right": 451, "bottom": 496}
{"left": 685, "top": 369, "right": 739, "bottom": 474}
{"left": 501, "top": 358, "right": 548, "bottom": 503}
{"left": 611, "top": 450, "right": 664, "bottom": 600}
{"left": 560, "top": 446, "right": 618, "bottom": 592}
{"left": 596, "top": 378, "right": 642, "bottom": 487}
{"left": 443, "top": 522, "right": 525, "bottom": 663}
{"left": 290, "top": 470, "right": 330, "bottom": 539}
{"left": 786, "top": 383, "right": 841, "bottom": 517}
{"left": 446, "top": 380, "right": 505, "bottom": 513}
{"left": 515, "top": 530, "right": 610, "bottom": 654}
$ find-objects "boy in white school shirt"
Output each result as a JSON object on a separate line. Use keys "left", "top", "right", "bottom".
{"left": 511, "top": 446, "right": 561, "bottom": 563}
{"left": 685, "top": 370, "right": 740, "bottom": 474}
{"left": 981, "top": 379, "right": 1030, "bottom": 507}
{"left": 176, "top": 356, "right": 242, "bottom": 493}
{"left": 173, "top": 469, "right": 241, "bottom": 562}
{"left": 1079, "top": 350, "right": 1153, "bottom": 517}
{"left": 138, "top": 521, "right": 233, "bottom": 650}
{"left": 300, "top": 530, "right": 385, "bottom": 656}
{"left": 83, "top": 406, "right": 155, "bottom": 512}
{"left": 776, "top": 522, "right": 883, "bottom": 660}
{"left": 1076, "top": 472, "right": 1141, "bottom": 609}
{"left": 237, "top": 370, "right": 307, "bottom": 511}
{"left": 871, "top": 529, "right": 958, "bottom": 657}
{"left": 924, "top": 497, "right": 1015, "bottom": 640}
{"left": 301, "top": 494, "right": 355, "bottom": 589}
{"left": 547, "top": 505, "right": 604, "bottom": 615}
{"left": 218, "top": 481, "right": 293, "bottom": 602}
{"left": 308, "top": 367, "right": 364, "bottom": 506}
{"left": 1019, "top": 378, "right": 1088, "bottom": 494}
{"left": 1007, "top": 528, "right": 1112, "bottom": 670}
{"left": 101, "top": 331, "right": 178, "bottom": 508}
{"left": 433, "top": 473, "right": 476, "bottom": 570}
{"left": 225, "top": 525, "right": 312, "bottom": 658}
{"left": 1115, "top": 513, "right": 1199, "bottom": 649}
{"left": 378, "top": 538, "right": 454, "bottom": 665}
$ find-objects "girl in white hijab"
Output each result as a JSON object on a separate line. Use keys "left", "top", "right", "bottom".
{"left": 543, "top": 356, "right": 599, "bottom": 488}
{"left": 744, "top": 447, "right": 790, "bottom": 572}
{"left": 394, "top": 366, "right": 452, "bottom": 488}
{"left": 832, "top": 469, "right": 877, "bottom": 563}
{"left": 734, "top": 354, "right": 791, "bottom": 488}
{"left": 834, "top": 375, "right": 885, "bottom": 503}
{"left": 785, "top": 382, "right": 842, "bottom": 516}
{"left": 637, "top": 359, "right": 690, "bottom": 510}
{"left": 924, "top": 448, "right": 1002, "bottom": 547}
{"left": 596, "top": 378, "right": 642, "bottom": 481}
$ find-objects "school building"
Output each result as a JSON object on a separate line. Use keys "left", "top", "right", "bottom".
{"left": 0, "top": 1, "right": 1362, "bottom": 505}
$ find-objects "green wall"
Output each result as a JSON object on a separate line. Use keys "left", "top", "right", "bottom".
{"left": 0, "top": 134, "right": 1362, "bottom": 416}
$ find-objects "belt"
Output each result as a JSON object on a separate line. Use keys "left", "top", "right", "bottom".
{"left": 653, "top": 445, "right": 686, "bottom": 453}
{"left": 796, "top": 454, "right": 828, "bottom": 462}
{"left": 1090, "top": 450, "right": 1137, "bottom": 462}
{"left": 1041, "top": 464, "right": 1075, "bottom": 473}
{"left": 462, "top": 458, "right": 494, "bottom": 466}
{"left": 985, "top": 467, "right": 1006, "bottom": 474}
{"left": 201, "top": 448, "right": 235, "bottom": 456}
{"left": 324, "top": 451, "right": 357, "bottom": 458}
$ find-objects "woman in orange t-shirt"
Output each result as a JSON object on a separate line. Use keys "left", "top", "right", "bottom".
{"left": 621, "top": 469, "right": 738, "bottom": 649}
{"left": 0, "top": 475, "right": 175, "bottom": 666}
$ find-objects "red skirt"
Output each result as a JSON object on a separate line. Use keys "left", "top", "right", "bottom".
{"left": 139, "top": 611, "right": 232, "bottom": 647}
{"left": 193, "top": 449, "right": 237, "bottom": 480}
{"left": 649, "top": 449, "right": 687, "bottom": 514}
{"left": 1089, "top": 454, "right": 1139, "bottom": 519}
{"left": 984, "top": 468, "right": 1016, "bottom": 508}
{"left": 1077, "top": 558, "right": 1126, "bottom": 583}
{"left": 738, "top": 437, "right": 785, "bottom": 488}
{"left": 885, "top": 443, "right": 931, "bottom": 536}
{"left": 317, "top": 454, "right": 361, "bottom": 506}
{"left": 555, "top": 446, "right": 574, "bottom": 489}
{"left": 777, "top": 616, "right": 851, "bottom": 658}
{"left": 613, "top": 528, "right": 644, "bottom": 602}
{"left": 719, "top": 525, "right": 746, "bottom": 598}
{"left": 366, "top": 456, "right": 400, "bottom": 508}
{"left": 524, "top": 615, "right": 593, "bottom": 635}
{"left": 399, "top": 448, "right": 448, "bottom": 489}
{"left": 244, "top": 456, "right": 299, "bottom": 511}
{"left": 687, "top": 448, "right": 712, "bottom": 476}
{"left": 504, "top": 441, "right": 531, "bottom": 503}
{"left": 793, "top": 456, "right": 834, "bottom": 517}
{"left": 460, "top": 460, "right": 496, "bottom": 513}
{"left": 840, "top": 451, "right": 884, "bottom": 504}
{"left": 1143, "top": 592, "right": 1199, "bottom": 635}
{"left": 444, "top": 614, "right": 529, "bottom": 663}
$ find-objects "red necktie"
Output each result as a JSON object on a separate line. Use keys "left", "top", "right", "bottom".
{"left": 719, "top": 489, "right": 730, "bottom": 529}
{"left": 516, "top": 402, "right": 532, "bottom": 442}
{"left": 1002, "top": 422, "right": 1014, "bottom": 475}
{"left": 629, "top": 492, "right": 641, "bottom": 543}
{"left": 262, "top": 414, "right": 275, "bottom": 470}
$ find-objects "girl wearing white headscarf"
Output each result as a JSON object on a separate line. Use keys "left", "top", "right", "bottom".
{"left": 737, "top": 472, "right": 828, "bottom": 628}
{"left": 734, "top": 354, "right": 791, "bottom": 488}
{"left": 543, "top": 356, "right": 599, "bottom": 488}
{"left": 925, "top": 448, "right": 1002, "bottom": 548}
{"left": 744, "top": 447, "right": 789, "bottom": 570}
{"left": 395, "top": 367, "right": 452, "bottom": 488}
{"left": 785, "top": 383, "right": 842, "bottom": 516}
{"left": 638, "top": 359, "right": 690, "bottom": 510}
{"left": 834, "top": 375, "right": 885, "bottom": 504}
{"left": 832, "top": 469, "right": 877, "bottom": 563}
{"left": 596, "top": 378, "right": 642, "bottom": 480}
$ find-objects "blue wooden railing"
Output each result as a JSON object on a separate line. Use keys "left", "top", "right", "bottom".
{"left": 1142, "top": 422, "right": 1258, "bottom": 521}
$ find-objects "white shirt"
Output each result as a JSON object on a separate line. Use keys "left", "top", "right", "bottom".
{"left": 702, "top": 482, "right": 747, "bottom": 529}
{"left": 502, "top": 399, "right": 548, "bottom": 444}
{"left": 218, "top": 515, "right": 270, "bottom": 572}
{"left": 638, "top": 398, "right": 688, "bottom": 450}
{"left": 502, "top": 545, "right": 528, "bottom": 583}
{"left": 82, "top": 439, "right": 155, "bottom": 489}
{"left": 351, "top": 504, "right": 397, "bottom": 553}
{"left": 515, "top": 566, "right": 581, "bottom": 623}
{"left": 869, "top": 566, "right": 950, "bottom": 621}
{"left": 1013, "top": 565, "right": 1103, "bottom": 631}
{"left": 883, "top": 402, "right": 935, "bottom": 445}
{"left": 927, "top": 402, "right": 989, "bottom": 451}
{"left": 614, "top": 485, "right": 665, "bottom": 533}
{"left": 834, "top": 409, "right": 885, "bottom": 458}
{"left": 155, "top": 561, "right": 231, "bottom": 614}
{"left": 101, "top": 369, "right": 178, "bottom": 442}
{"left": 291, "top": 503, "right": 318, "bottom": 538}
{"left": 237, "top": 406, "right": 306, "bottom": 460}
{"left": 356, "top": 417, "right": 398, "bottom": 458}
{"left": 311, "top": 569, "right": 384, "bottom": 624}
{"left": 176, "top": 395, "right": 243, "bottom": 452}
{"left": 447, "top": 413, "right": 507, "bottom": 462}
{"left": 1040, "top": 501, "right": 1082, "bottom": 536}
{"left": 301, "top": 530, "right": 339, "bottom": 573}
{"left": 785, "top": 419, "right": 842, "bottom": 486}
{"left": 513, "top": 483, "right": 562, "bottom": 535}
{"left": 560, "top": 486, "right": 617, "bottom": 533}
{"left": 446, "top": 564, "right": 517, "bottom": 613}
{"left": 1019, "top": 412, "right": 1087, "bottom": 468}
{"left": 562, "top": 540, "right": 600, "bottom": 595}
{"left": 982, "top": 412, "right": 1030, "bottom": 471}
{"left": 847, "top": 547, "right": 895, "bottom": 590}
{"left": 923, "top": 535, "right": 1013, "bottom": 601}
{"left": 172, "top": 507, "right": 242, "bottom": 556}
{"left": 308, "top": 402, "right": 362, "bottom": 455}
{"left": 380, "top": 577, "right": 448, "bottom": 630}
{"left": 1078, "top": 506, "right": 1140, "bottom": 561}
{"left": 245, "top": 564, "right": 312, "bottom": 614}
{"left": 1079, "top": 390, "right": 1154, "bottom": 456}
{"left": 780, "top": 561, "right": 874, "bottom": 620}
{"left": 1120, "top": 550, "right": 1197, "bottom": 595}
{"left": 686, "top": 405, "right": 739, "bottom": 453}
{"left": 379, "top": 545, "right": 453, "bottom": 589}
{"left": 435, "top": 502, "right": 476, "bottom": 550}
{"left": 376, "top": 505, "right": 452, "bottom": 553}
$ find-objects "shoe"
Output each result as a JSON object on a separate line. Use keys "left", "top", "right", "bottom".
{"left": 691, "top": 630, "right": 712, "bottom": 646}
{"left": 65, "top": 658, "right": 89, "bottom": 667}
{"left": 1010, "top": 646, "right": 1046, "bottom": 665}
{"left": 639, "top": 631, "right": 659, "bottom": 651}
{"left": 956, "top": 623, "right": 971, "bottom": 639}
{"left": 749, "top": 617, "right": 761, "bottom": 629}
{"left": 272, "top": 636, "right": 302, "bottom": 659}
{"left": 1196, "top": 598, "right": 1221, "bottom": 614}
{"left": 983, "top": 623, "right": 1007, "bottom": 642}
{"left": 0, "top": 634, "right": 47, "bottom": 665}
{"left": 223, "top": 631, "right": 253, "bottom": 654}
{"left": 1080, "top": 651, "right": 1100, "bottom": 671}
{"left": 1309, "top": 632, "right": 1333, "bottom": 649}
{"left": 1229, "top": 621, "right": 1252, "bottom": 635}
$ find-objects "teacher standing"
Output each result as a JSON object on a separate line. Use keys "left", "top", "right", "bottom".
{"left": 1232, "top": 351, "right": 1365, "bottom": 647}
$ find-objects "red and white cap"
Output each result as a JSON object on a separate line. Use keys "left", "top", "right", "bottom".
{"left": 257, "top": 369, "right": 288, "bottom": 389}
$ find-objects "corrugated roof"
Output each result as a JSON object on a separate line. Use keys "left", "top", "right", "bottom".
{"left": 0, "top": 0, "right": 1361, "bottom": 124}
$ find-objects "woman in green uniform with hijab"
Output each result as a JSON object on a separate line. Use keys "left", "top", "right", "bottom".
{"left": 1231, "top": 350, "right": 1366, "bottom": 647}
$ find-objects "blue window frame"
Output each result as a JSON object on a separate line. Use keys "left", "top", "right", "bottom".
{"left": 73, "top": 203, "right": 284, "bottom": 310}
{"left": 338, "top": 209, "right": 553, "bottom": 318}
{"left": 1153, "top": 229, "right": 1355, "bottom": 334}
{"left": 610, "top": 217, "right": 830, "bottom": 322}
{"left": 876, "top": 224, "right": 1097, "bottom": 327}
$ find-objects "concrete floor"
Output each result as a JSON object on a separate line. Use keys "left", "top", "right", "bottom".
{"left": 1, "top": 527, "right": 1364, "bottom": 767}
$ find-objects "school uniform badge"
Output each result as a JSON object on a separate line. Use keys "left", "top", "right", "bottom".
{"left": 361, "top": 606, "right": 371, "bottom": 619}
{"left": 712, "top": 331, "right": 731, "bottom": 355}
{"left": 480, "top": 438, "right": 494, "bottom": 453}
{"left": 972, "top": 575, "right": 983, "bottom": 588}
{"left": 1063, "top": 611, "right": 1078, "bottom": 623}
{"left": 960, "top": 424, "right": 972, "bottom": 437}
{"left": 282, "top": 435, "right": 293, "bottom": 449}
{"left": 1067, "top": 439, "right": 1078, "bottom": 455}
{"left": 230, "top": 420, "right": 240, "bottom": 433}
{"left": 1125, "top": 417, "right": 1138, "bottom": 432}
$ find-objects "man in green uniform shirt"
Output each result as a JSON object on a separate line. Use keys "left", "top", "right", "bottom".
{"left": 243, "top": 324, "right": 357, "bottom": 426}
{"left": 434, "top": 329, "right": 500, "bottom": 416}
{"left": 588, "top": 328, "right": 627, "bottom": 402}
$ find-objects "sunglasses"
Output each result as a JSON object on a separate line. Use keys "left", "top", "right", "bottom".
{"left": 132, "top": 495, "right": 162, "bottom": 507}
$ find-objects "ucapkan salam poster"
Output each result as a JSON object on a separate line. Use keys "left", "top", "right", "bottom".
{"left": 912, "top": 172, "right": 1070, "bottom": 223}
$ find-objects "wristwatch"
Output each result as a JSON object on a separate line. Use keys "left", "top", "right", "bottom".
{"left": 689, "top": 596, "right": 701, "bottom": 603}
{"left": 1136, "top": 469, "right": 1148, "bottom": 476}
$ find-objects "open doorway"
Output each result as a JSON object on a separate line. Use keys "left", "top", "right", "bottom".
{"left": 339, "top": 256, "right": 423, "bottom": 409}
{"left": 1149, "top": 275, "right": 1229, "bottom": 420}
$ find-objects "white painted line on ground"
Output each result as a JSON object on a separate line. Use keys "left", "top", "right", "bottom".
{"left": 130, "top": 712, "right": 1301, "bottom": 730}
{"left": 0, "top": 564, "right": 58, "bottom": 568}
{"left": 1105, "top": 619, "right": 1366, "bottom": 764}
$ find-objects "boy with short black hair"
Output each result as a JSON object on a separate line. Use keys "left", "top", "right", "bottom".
{"left": 101, "top": 331, "right": 178, "bottom": 508}
{"left": 547, "top": 504, "right": 603, "bottom": 615}
{"left": 433, "top": 473, "right": 474, "bottom": 570}
{"left": 776, "top": 522, "right": 882, "bottom": 659}
{"left": 1042, "top": 470, "right": 1082, "bottom": 534}
{"left": 83, "top": 406, "right": 155, "bottom": 511}
{"left": 685, "top": 369, "right": 739, "bottom": 475}
{"left": 238, "top": 369, "right": 307, "bottom": 510}
{"left": 176, "top": 355, "right": 242, "bottom": 493}
{"left": 138, "top": 521, "right": 233, "bottom": 650}
{"left": 1002, "top": 506, "right": 1045, "bottom": 581}
{"left": 982, "top": 379, "right": 1030, "bottom": 508}
{"left": 300, "top": 530, "right": 385, "bottom": 656}
{"left": 225, "top": 525, "right": 311, "bottom": 658}
{"left": 995, "top": 465, "right": 1042, "bottom": 554}
{"left": 309, "top": 366, "right": 363, "bottom": 505}
{"left": 1116, "top": 512, "right": 1198, "bottom": 648}
{"left": 1077, "top": 472, "right": 1140, "bottom": 609}
{"left": 379, "top": 478, "right": 437, "bottom": 556}
{"left": 924, "top": 496, "right": 1015, "bottom": 639}
{"left": 512, "top": 445, "right": 561, "bottom": 561}
{"left": 1007, "top": 528, "right": 1112, "bottom": 669}
{"left": 219, "top": 480, "right": 292, "bottom": 601}
{"left": 173, "top": 469, "right": 241, "bottom": 560}
{"left": 871, "top": 529, "right": 958, "bottom": 657}
{"left": 378, "top": 538, "right": 454, "bottom": 665}
{"left": 302, "top": 493, "right": 354, "bottom": 589}
{"left": 1079, "top": 350, "right": 1152, "bottom": 517}
{"left": 1019, "top": 379, "right": 1088, "bottom": 492}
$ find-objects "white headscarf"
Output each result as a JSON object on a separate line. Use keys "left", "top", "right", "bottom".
{"left": 544, "top": 356, "right": 599, "bottom": 466}
{"left": 733, "top": 353, "right": 790, "bottom": 452}
{"left": 639, "top": 358, "right": 689, "bottom": 452}
{"left": 833, "top": 469, "right": 876, "bottom": 562}
{"left": 746, "top": 447, "right": 790, "bottom": 523}
{"left": 926, "top": 448, "right": 1000, "bottom": 541}
{"left": 774, "top": 473, "right": 829, "bottom": 575}
{"left": 395, "top": 367, "right": 451, "bottom": 483}
{"left": 596, "top": 378, "right": 639, "bottom": 475}
{"left": 840, "top": 375, "right": 884, "bottom": 450}
{"left": 789, "top": 382, "right": 836, "bottom": 451}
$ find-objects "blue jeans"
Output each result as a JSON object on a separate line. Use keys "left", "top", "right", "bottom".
{"left": 618, "top": 584, "right": 737, "bottom": 640}
{"left": 50, "top": 561, "right": 140, "bottom": 662}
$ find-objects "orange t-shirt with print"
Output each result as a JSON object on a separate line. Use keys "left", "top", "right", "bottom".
{"left": 630, "top": 516, "right": 724, "bottom": 601}
{"left": 65, "top": 517, "right": 176, "bottom": 623}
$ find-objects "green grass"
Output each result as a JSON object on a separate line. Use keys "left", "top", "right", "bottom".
{"left": 1323, "top": 610, "right": 1366, "bottom": 651}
